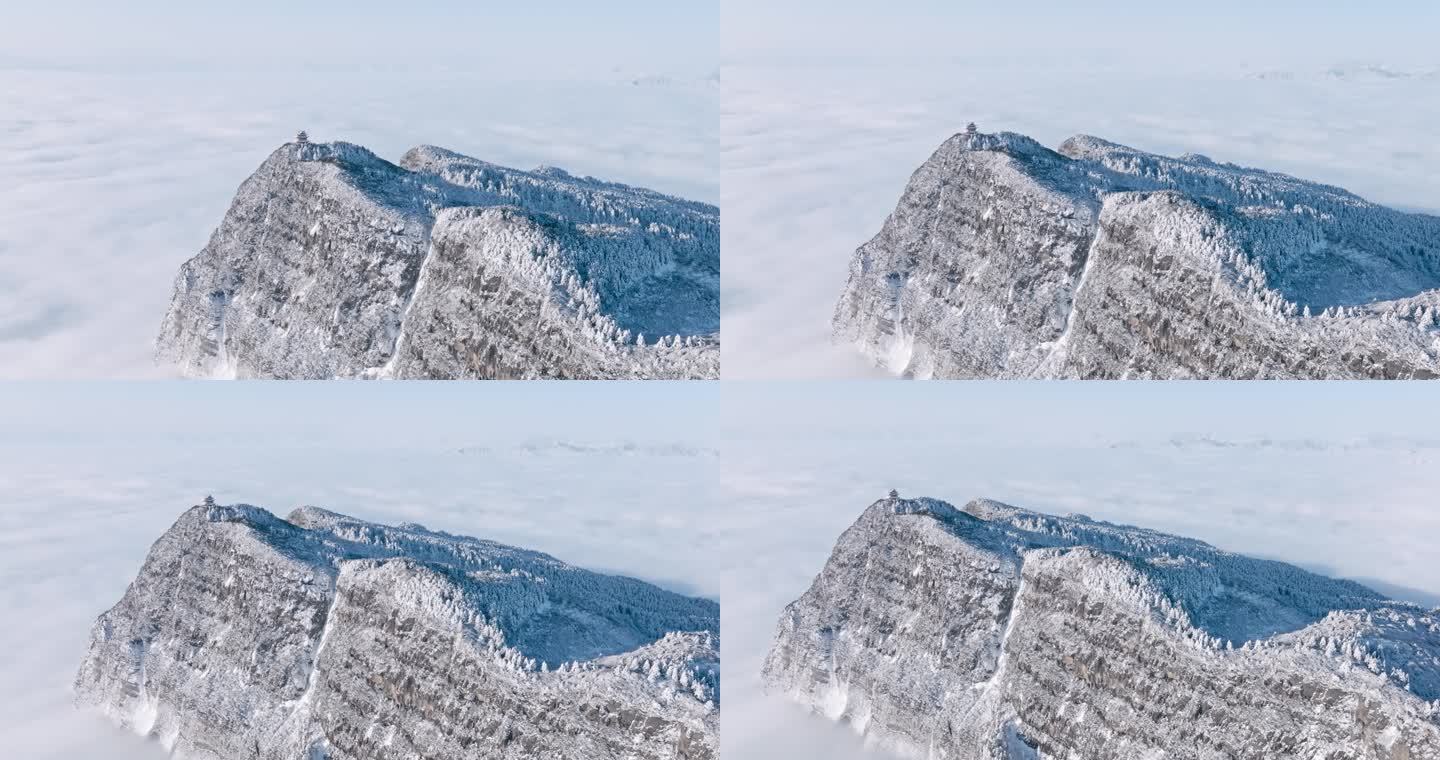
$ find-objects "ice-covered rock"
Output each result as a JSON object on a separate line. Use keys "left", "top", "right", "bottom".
{"left": 764, "top": 495, "right": 1440, "bottom": 759}
{"left": 833, "top": 129, "right": 1440, "bottom": 378}
{"left": 157, "top": 139, "right": 719, "bottom": 379}
{"left": 75, "top": 501, "right": 719, "bottom": 759}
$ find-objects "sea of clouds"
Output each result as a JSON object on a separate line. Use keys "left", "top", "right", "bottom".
{"left": 721, "top": 56, "right": 1440, "bottom": 378}
{"left": 720, "top": 382, "right": 1440, "bottom": 759}
{"left": 0, "top": 62, "right": 716, "bottom": 379}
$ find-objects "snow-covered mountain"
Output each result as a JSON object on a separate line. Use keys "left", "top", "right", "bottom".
{"left": 833, "top": 129, "right": 1440, "bottom": 378}
{"left": 75, "top": 501, "right": 719, "bottom": 759}
{"left": 156, "top": 139, "right": 719, "bottom": 379}
{"left": 764, "top": 495, "right": 1440, "bottom": 759}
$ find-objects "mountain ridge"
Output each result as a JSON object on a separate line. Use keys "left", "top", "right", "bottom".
{"left": 833, "top": 128, "right": 1440, "bottom": 379}
{"left": 157, "top": 138, "right": 719, "bottom": 379}
{"left": 75, "top": 500, "right": 719, "bottom": 759}
{"left": 764, "top": 495, "right": 1440, "bottom": 759}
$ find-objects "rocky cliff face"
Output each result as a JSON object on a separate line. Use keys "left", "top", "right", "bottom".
{"left": 75, "top": 502, "right": 719, "bottom": 759}
{"left": 833, "top": 130, "right": 1440, "bottom": 378}
{"left": 157, "top": 140, "right": 719, "bottom": 379}
{"left": 764, "top": 496, "right": 1440, "bottom": 760}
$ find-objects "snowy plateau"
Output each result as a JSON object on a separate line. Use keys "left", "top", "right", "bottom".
{"left": 833, "top": 130, "right": 1440, "bottom": 379}
{"left": 764, "top": 495, "right": 1440, "bottom": 760}
{"left": 156, "top": 139, "right": 719, "bottom": 379}
{"left": 74, "top": 501, "right": 720, "bottom": 760}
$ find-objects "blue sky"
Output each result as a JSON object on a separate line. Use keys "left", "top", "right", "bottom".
{"left": 7, "top": 381, "right": 1435, "bottom": 446}
{"left": 0, "top": 381, "right": 717, "bottom": 446}
{"left": 3, "top": 2, "right": 1429, "bottom": 70}
{"left": 724, "top": 1, "right": 1440, "bottom": 65}
{"left": 1, "top": 1, "right": 718, "bottom": 72}
{"left": 722, "top": 381, "right": 1440, "bottom": 444}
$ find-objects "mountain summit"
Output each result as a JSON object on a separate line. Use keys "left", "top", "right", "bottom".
{"left": 764, "top": 495, "right": 1440, "bottom": 759}
{"left": 157, "top": 139, "right": 719, "bottom": 379}
{"left": 833, "top": 129, "right": 1440, "bottom": 378}
{"left": 75, "top": 501, "right": 719, "bottom": 759}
